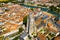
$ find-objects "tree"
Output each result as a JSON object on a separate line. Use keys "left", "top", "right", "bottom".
{"left": 9, "top": 0, "right": 15, "bottom": 2}
{"left": 19, "top": 27, "right": 24, "bottom": 33}
{"left": 37, "top": 4, "right": 41, "bottom": 6}
{"left": 13, "top": 36, "right": 20, "bottom": 40}
{"left": 56, "top": 9, "right": 60, "bottom": 13}
{"left": 42, "top": 4, "right": 47, "bottom": 7}
{"left": 49, "top": 5, "right": 54, "bottom": 11}
{"left": 0, "top": 0, "right": 9, "bottom": 3}
{"left": 30, "top": 8, "right": 34, "bottom": 11}
{"left": 49, "top": 5, "right": 57, "bottom": 11}
{"left": 0, "top": 0, "right": 8, "bottom": 2}
{"left": 57, "top": 4, "right": 60, "bottom": 8}
{"left": 23, "top": 15, "right": 28, "bottom": 26}
{"left": 28, "top": 35, "right": 32, "bottom": 39}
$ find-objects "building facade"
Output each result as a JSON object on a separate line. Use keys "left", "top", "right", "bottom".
{"left": 50, "top": 0, "right": 60, "bottom": 3}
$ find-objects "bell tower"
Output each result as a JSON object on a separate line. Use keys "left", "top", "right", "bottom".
{"left": 27, "top": 12, "right": 36, "bottom": 36}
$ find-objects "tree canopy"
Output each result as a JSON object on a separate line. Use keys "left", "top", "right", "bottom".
{"left": 49, "top": 5, "right": 60, "bottom": 14}
{"left": 0, "top": 0, "right": 8, "bottom": 2}
{"left": 19, "top": 27, "right": 24, "bottom": 33}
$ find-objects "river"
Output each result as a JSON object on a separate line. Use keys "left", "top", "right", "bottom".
{"left": 20, "top": 4, "right": 60, "bottom": 17}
